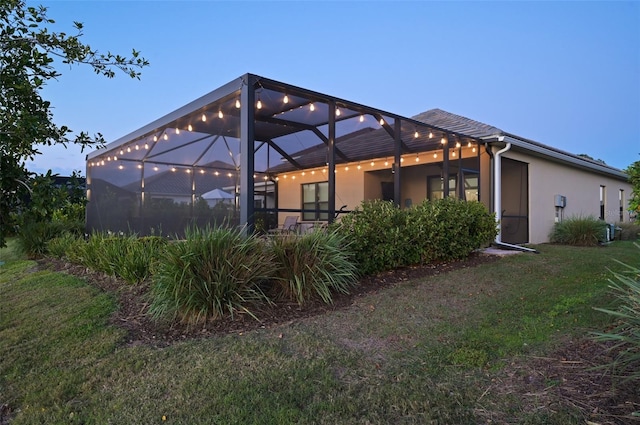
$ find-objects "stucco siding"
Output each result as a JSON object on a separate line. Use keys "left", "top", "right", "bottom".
{"left": 503, "top": 151, "right": 632, "bottom": 244}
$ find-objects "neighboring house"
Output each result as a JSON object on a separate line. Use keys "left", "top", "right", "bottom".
{"left": 85, "top": 73, "right": 632, "bottom": 244}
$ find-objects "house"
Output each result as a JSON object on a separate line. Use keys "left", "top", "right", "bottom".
{"left": 85, "top": 73, "right": 632, "bottom": 244}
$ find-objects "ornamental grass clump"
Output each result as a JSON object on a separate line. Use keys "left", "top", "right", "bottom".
{"left": 549, "top": 215, "right": 607, "bottom": 246}
{"left": 592, "top": 243, "right": 640, "bottom": 384}
{"left": 269, "top": 229, "right": 359, "bottom": 306}
{"left": 149, "top": 225, "right": 276, "bottom": 324}
{"left": 69, "top": 232, "right": 166, "bottom": 284}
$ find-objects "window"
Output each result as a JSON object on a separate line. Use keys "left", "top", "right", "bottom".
{"left": 600, "top": 185, "right": 606, "bottom": 220}
{"left": 619, "top": 189, "right": 624, "bottom": 222}
{"left": 428, "top": 174, "right": 478, "bottom": 201}
{"left": 302, "top": 182, "right": 328, "bottom": 221}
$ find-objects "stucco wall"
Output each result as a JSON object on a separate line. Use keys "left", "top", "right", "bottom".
{"left": 502, "top": 151, "right": 632, "bottom": 244}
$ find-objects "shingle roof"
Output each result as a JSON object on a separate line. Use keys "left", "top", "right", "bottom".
{"left": 412, "top": 108, "right": 502, "bottom": 138}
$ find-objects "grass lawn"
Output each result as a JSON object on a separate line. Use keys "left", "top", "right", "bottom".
{"left": 0, "top": 241, "right": 638, "bottom": 424}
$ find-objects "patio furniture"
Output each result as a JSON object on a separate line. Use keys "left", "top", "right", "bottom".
{"left": 268, "top": 216, "right": 299, "bottom": 234}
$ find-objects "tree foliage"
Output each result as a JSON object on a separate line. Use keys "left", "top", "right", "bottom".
{"left": 626, "top": 160, "right": 640, "bottom": 222}
{"left": 0, "top": 0, "right": 148, "bottom": 246}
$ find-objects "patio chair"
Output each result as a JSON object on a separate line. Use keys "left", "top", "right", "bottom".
{"left": 268, "top": 216, "right": 299, "bottom": 234}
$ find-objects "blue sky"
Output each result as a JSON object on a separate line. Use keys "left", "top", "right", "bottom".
{"left": 27, "top": 0, "right": 640, "bottom": 175}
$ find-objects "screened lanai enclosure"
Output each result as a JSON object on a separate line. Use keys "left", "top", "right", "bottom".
{"left": 86, "top": 73, "right": 487, "bottom": 236}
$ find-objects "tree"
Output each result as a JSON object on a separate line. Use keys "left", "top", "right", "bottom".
{"left": 0, "top": 0, "right": 149, "bottom": 246}
{"left": 626, "top": 160, "right": 640, "bottom": 222}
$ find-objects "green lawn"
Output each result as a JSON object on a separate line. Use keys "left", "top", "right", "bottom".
{"left": 0, "top": 241, "right": 637, "bottom": 424}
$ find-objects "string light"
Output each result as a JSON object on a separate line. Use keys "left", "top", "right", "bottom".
{"left": 127, "top": 147, "right": 131, "bottom": 153}
{"left": 345, "top": 166, "right": 349, "bottom": 171}
{"left": 256, "top": 99, "right": 262, "bottom": 109}
{"left": 336, "top": 108, "right": 341, "bottom": 117}
{"left": 214, "top": 171, "right": 219, "bottom": 176}
{"left": 414, "top": 130, "right": 419, "bottom": 139}
{"left": 441, "top": 137, "right": 447, "bottom": 145}
{"left": 429, "top": 132, "right": 433, "bottom": 139}
{"left": 359, "top": 115, "right": 364, "bottom": 122}
{"left": 433, "top": 152, "right": 437, "bottom": 159}
{"left": 379, "top": 118, "right": 385, "bottom": 125}
{"left": 176, "top": 128, "right": 180, "bottom": 135}
{"left": 137, "top": 164, "right": 142, "bottom": 169}
{"left": 200, "top": 169, "right": 205, "bottom": 174}
{"left": 188, "top": 124, "right": 193, "bottom": 132}
{"left": 310, "top": 103, "right": 315, "bottom": 111}
{"left": 163, "top": 134, "right": 168, "bottom": 141}
{"left": 357, "top": 163, "right": 361, "bottom": 170}
{"left": 153, "top": 166, "right": 159, "bottom": 171}
{"left": 153, "top": 135, "right": 158, "bottom": 142}
{"left": 467, "top": 141, "right": 472, "bottom": 148}
{"left": 455, "top": 141, "right": 461, "bottom": 149}
{"left": 135, "top": 145, "right": 140, "bottom": 150}
{"left": 144, "top": 143, "right": 149, "bottom": 149}
{"left": 218, "top": 110, "right": 224, "bottom": 119}
{"left": 452, "top": 151, "right": 457, "bottom": 157}
{"left": 201, "top": 113, "right": 207, "bottom": 122}
{"left": 472, "top": 147, "right": 477, "bottom": 153}
{"left": 119, "top": 149, "right": 124, "bottom": 155}
{"left": 171, "top": 167, "right": 177, "bottom": 172}
{"left": 186, "top": 169, "right": 191, "bottom": 174}
{"left": 283, "top": 95, "right": 289, "bottom": 104}
{"left": 370, "top": 161, "right": 375, "bottom": 166}
{"left": 235, "top": 99, "right": 241, "bottom": 108}
{"left": 415, "top": 154, "right": 420, "bottom": 162}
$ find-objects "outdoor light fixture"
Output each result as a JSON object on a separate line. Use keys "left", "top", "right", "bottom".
{"left": 441, "top": 137, "right": 446, "bottom": 145}
{"left": 107, "top": 156, "right": 111, "bottom": 161}
{"left": 201, "top": 114, "right": 207, "bottom": 122}
{"left": 379, "top": 118, "right": 385, "bottom": 125}
{"left": 452, "top": 151, "right": 457, "bottom": 157}
{"left": 188, "top": 124, "right": 193, "bottom": 131}
{"left": 144, "top": 143, "right": 149, "bottom": 150}
{"left": 153, "top": 135, "right": 158, "bottom": 142}
{"left": 472, "top": 147, "right": 477, "bottom": 153}
{"left": 359, "top": 115, "right": 364, "bottom": 122}
{"left": 137, "top": 164, "right": 143, "bottom": 169}
{"left": 310, "top": 103, "right": 315, "bottom": 111}
{"left": 370, "top": 161, "right": 375, "bottom": 166}
{"left": 235, "top": 99, "right": 241, "bottom": 108}
{"left": 256, "top": 99, "right": 263, "bottom": 109}
{"left": 414, "top": 130, "right": 419, "bottom": 138}
{"left": 336, "top": 108, "right": 341, "bottom": 116}
{"left": 163, "top": 134, "right": 168, "bottom": 141}
{"left": 283, "top": 95, "right": 289, "bottom": 104}
{"left": 153, "top": 166, "right": 159, "bottom": 171}
{"left": 218, "top": 110, "right": 224, "bottom": 119}
{"left": 433, "top": 153, "right": 437, "bottom": 159}
{"left": 456, "top": 142, "right": 461, "bottom": 149}
{"left": 120, "top": 149, "right": 124, "bottom": 155}
{"left": 467, "top": 141, "right": 472, "bottom": 148}
{"left": 135, "top": 145, "right": 139, "bottom": 150}
{"left": 415, "top": 154, "right": 420, "bottom": 162}
{"left": 214, "top": 171, "right": 219, "bottom": 176}
{"left": 171, "top": 167, "right": 177, "bottom": 172}
{"left": 127, "top": 147, "right": 131, "bottom": 153}
{"left": 345, "top": 166, "right": 349, "bottom": 171}
{"left": 176, "top": 128, "right": 180, "bottom": 134}
{"left": 429, "top": 132, "right": 433, "bottom": 139}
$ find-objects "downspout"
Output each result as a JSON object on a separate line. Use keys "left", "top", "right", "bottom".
{"left": 492, "top": 138, "right": 538, "bottom": 253}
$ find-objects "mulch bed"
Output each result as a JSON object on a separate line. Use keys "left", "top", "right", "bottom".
{"left": 35, "top": 253, "right": 640, "bottom": 423}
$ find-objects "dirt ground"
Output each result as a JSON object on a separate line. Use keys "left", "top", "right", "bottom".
{"left": 37, "top": 253, "right": 639, "bottom": 424}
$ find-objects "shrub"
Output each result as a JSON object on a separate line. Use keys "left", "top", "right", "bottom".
{"left": 335, "top": 198, "right": 497, "bottom": 276}
{"left": 592, "top": 243, "right": 640, "bottom": 383}
{"left": 269, "top": 229, "right": 359, "bottom": 305}
{"left": 617, "top": 222, "right": 640, "bottom": 241}
{"left": 334, "top": 200, "right": 413, "bottom": 275}
{"left": 549, "top": 215, "right": 607, "bottom": 246}
{"left": 15, "top": 220, "right": 72, "bottom": 259}
{"left": 149, "top": 225, "right": 276, "bottom": 324}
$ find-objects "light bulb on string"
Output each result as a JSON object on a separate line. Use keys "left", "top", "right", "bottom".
{"left": 429, "top": 132, "right": 433, "bottom": 139}
{"left": 414, "top": 130, "right": 419, "bottom": 139}
{"left": 359, "top": 115, "right": 364, "bottom": 122}
{"left": 235, "top": 99, "right": 241, "bottom": 108}
{"left": 433, "top": 152, "right": 437, "bottom": 159}
{"left": 201, "top": 114, "right": 207, "bottom": 122}
{"left": 127, "top": 146, "right": 131, "bottom": 153}
{"left": 370, "top": 161, "right": 375, "bottom": 166}
{"left": 256, "top": 99, "right": 262, "bottom": 109}
{"left": 153, "top": 135, "right": 158, "bottom": 142}
{"left": 310, "top": 103, "right": 315, "bottom": 112}
{"left": 119, "top": 149, "right": 124, "bottom": 155}
{"left": 441, "top": 137, "right": 446, "bottom": 145}
{"left": 379, "top": 118, "right": 385, "bottom": 125}
{"left": 283, "top": 95, "right": 289, "bottom": 104}
{"left": 188, "top": 124, "right": 193, "bottom": 132}
{"left": 176, "top": 128, "right": 180, "bottom": 135}
{"left": 144, "top": 143, "right": 149, "bottom": 150}
{"left": 455, "top": 142, "right": 461, "bottom": 149}
{"left": 135, "top": 145, "right": 140, "bottom": 151}
{"left": 164, "top": 134, "right": 168, "bottom": 141}
{"left": 335, "top": 108, "right": 341, "bottom": 117}
{"left": 218, "top": 110, "right": 223, "bottom": 119}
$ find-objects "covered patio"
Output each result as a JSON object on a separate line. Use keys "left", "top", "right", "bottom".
{"left": 86, "top": 73, "right": 485, "bottom": 235}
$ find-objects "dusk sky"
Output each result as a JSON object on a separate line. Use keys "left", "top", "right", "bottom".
{"left": 27, "top": 0, "right": 640, "bottom": 175}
